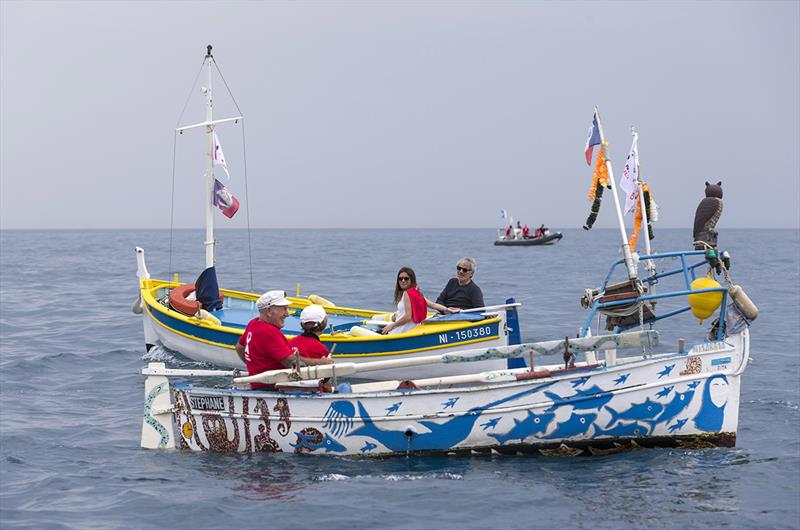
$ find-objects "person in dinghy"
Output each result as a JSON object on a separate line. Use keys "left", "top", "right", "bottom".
{"left": 235, "top": 291, "right": 332, "bottom": 389}
{"left": 381, "top": 267, "right": 458, "bottom": 335}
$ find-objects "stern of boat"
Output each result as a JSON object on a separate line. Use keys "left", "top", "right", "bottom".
{"left": 141, "top": 362, "right": 177, "bottom": 450}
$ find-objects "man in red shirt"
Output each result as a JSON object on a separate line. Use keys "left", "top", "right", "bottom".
{"left": 235, "top": 290, "right": 332, "bottom": 389}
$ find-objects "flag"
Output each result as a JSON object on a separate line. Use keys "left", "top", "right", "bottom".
{"left": 213, "top": 132, "right": 230, "bottom": 179}
{"left": 213, "top": 179, "right": 240, "bottom": 218}
{"left": 584, "top": 111, "right": 602, "bottom": 165}
{"left": 620, "top": 132, "right": 639, "bottom": 215}
{"left": 500, "top": 209, "right": 507, "bottom": 220}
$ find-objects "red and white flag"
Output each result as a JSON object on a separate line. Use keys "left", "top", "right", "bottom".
{"left": 213, "top": 179, "right": 240, "bottom": 218}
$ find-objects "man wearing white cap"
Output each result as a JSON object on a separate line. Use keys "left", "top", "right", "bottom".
{"left": 288, "top": 304, "right": 331, "bottom": 360}
{"left": 235, "top": 291, "right": 332, "bottom": 389}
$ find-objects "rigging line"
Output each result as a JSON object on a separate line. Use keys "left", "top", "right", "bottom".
{"left": 169, "top": 58, "right": 204, "bottom": 278}
{"left": 211, "top": 58, "right": 243, "bottom": 115}
{"left": 169, "top": 131, "right": 178, "bottom": 278}
{"left": 175, "top": 59, "right": 206, "bottom": 128}
{"left": 209, "top": 57, "right": 252, "bottom": 288}
{"left": 241, "top": 119, "right": 255, "bottom": 291}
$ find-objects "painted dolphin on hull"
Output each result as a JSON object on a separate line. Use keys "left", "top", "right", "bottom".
{"left": 593, "top": 421, "right": 648, "bottom": 438}
{"left": 489, "top": 411, "right": 556, "bottom": 444}
{"left": 605, "top": 398, "right": 663, "bottom": 427}
{"left": 647, "top": 385, "right": 698, "bottom": 430}
{"left": 545, "top": 385, "right": 613, "bottom": 411}
{"left": 542, "top": 411, "right": 598, "bottom": 440}
{"left": 348, "top": 381, "right": 556, "bottom": 453}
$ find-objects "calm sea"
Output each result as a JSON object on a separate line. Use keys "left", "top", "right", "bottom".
{"left": 1, "top": 228, "right": 798, "bottom": 529}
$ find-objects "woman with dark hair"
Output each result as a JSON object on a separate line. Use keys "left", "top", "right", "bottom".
{"left": 381, "top": 266, "right": 455, "bottom": 335}
{"left": 288, "top": 304, "right": 331, "bottom": 360}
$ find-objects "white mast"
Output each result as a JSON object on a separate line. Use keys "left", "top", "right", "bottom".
{"left": 595, "top": 106, "right": 637, "bottom": 280}
{"left": 175, "top": 46, "right": 243, "bottom": 271}
{"left": 203, "top": 45, "right": 215, "bottom": 269}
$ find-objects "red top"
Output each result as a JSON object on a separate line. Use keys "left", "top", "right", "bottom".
{"left": 406, "top": 287, "right": 427, "bottom": 323}
{"left": 288, "top": 333, "right": 330, "bottom": 360}
{"left": 237, "top": 318, "right": 293, "bottom": 389}
{"left": 523, "top": 226, "right": 530, "bottom": 237}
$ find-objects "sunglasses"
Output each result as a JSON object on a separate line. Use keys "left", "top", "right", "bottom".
{"left": 398, "top": 276, "right": 411, "bottom": 282}
{"left": 457, "top": 266, "right": 472, "bottom": 273}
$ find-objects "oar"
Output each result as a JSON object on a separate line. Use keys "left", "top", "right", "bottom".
{"left": 233, "top": 330, "right": 659, "bottom": 386}
{"left": 363, "top": 303, "right": 522, "bottom": 328}
{"left": 458, "top": 302, "right": 522, "bottom": 313}
{"left": 142, "top": 366, "right": 247, "bottom": 377}
{"left": 347, "top": 369, "right": 524, "bottom": 393}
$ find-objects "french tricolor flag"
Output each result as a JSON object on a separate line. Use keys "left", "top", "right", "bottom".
{"left": 213, "top": 179, "right": 240, "bottom": 219}
{"left": 585, "top": 112, "right": 602, "bottom": 165}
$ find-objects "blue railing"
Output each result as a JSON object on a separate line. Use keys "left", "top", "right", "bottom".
{"left": 582, "top": 250, "right": 729, "bottom": 340}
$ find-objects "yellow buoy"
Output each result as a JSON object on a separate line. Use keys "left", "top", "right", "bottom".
{"left": 308, "top": 294, "right": 335, "bottom": 307}
{"left": 687, "top": 276, "right": 723, "bottom": 324}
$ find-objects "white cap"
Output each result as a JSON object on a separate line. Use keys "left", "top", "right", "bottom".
{"left": 257, "top": 290, "right": 291, "bottom": 310}
{"left": 300, "top": 304, "right": 327, "bottom": 324}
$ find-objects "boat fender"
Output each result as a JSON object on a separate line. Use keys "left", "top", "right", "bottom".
{"left": 730, "top": 285, "right": 758, "bottom": 321}
{"left": 370, "top": 312, "right": 395, "bottom": 322}
{"left": 308, "top": 294, "right": 335, "bottom": 307}
{"left": 349, "top": 325, "right": 380, "bottom": 337}
{"left": 132, "top": 295, "right": 143, "bottom": 314}
{"left": 197, "top": 309, "right": 222, "bottom": 326}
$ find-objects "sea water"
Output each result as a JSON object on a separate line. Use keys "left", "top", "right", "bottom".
{"left": 0, "top": 228, "right": 798, "bottom": 529}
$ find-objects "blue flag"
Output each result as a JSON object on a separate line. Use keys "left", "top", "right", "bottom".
{"left": 585, "top": 112, "right": 602, "bottom": 165}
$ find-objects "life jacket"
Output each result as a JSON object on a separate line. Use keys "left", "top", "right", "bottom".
{"left": 406, "top": 287, "right": 427, "bottom": 323}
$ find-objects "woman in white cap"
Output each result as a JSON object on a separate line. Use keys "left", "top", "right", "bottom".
{"left": 235, "top": 291, "right": 331, "bottom": 390}
{"left": 288, "top": 304, "right": 331, "bottom": 360}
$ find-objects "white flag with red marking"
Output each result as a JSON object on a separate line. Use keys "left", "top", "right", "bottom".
{"left": 620, "top": 132, "right": 639, "bottom": 215}
{"left": 213, "top": 131, "right": 230, "bottom": 179}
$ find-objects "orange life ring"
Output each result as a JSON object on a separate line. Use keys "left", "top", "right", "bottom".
{"left": 169, "top": 284, "right": 224, "bottom": 316}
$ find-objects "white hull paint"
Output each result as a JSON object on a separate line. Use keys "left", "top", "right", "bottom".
{"left": 142, "top": 330, "right": 749, "bottom": 456}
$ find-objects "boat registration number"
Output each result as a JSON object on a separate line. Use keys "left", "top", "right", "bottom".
{"left": 189, "top": 395, "right": 227, "bottom": 412}
{"left": 452, "top": 326, "right": 494, "bottom": 341}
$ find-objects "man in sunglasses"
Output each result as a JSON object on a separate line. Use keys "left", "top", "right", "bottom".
{"left": 435, "top": 257, "right": 485, "bottom": 311}
{"left": 235, "top": 290, "right": 332, "bottom": 389}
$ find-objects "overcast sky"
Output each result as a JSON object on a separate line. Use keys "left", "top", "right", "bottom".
{"left": 1, "top": 1, "right": 798, "bottom": 230}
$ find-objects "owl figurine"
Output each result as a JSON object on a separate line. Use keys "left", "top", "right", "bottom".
{"left": 693, "top": 181, "right": 723, "bottom": 250}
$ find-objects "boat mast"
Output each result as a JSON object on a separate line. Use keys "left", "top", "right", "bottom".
{"left": 595, "top": 106, "right": 637, "bottom": 280}
{"left": 204, "top": 45, "right": 215, "bottom": 269}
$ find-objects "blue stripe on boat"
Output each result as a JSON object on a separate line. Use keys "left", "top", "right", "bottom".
{"left": 148, "top": 303, "right": 500, "bottom": 356}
